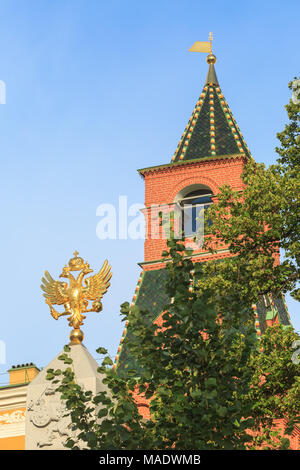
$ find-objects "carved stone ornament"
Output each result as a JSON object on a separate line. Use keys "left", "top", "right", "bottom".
{"left": 0, "top": 410, "right": 25, "bottom": 424}
{"left": 25, "top": 343, "right": 110, "bottom": 450}
{"left": 27, "top": 386, "right": 74, "bottom": 448}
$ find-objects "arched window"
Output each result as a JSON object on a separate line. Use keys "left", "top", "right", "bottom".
{"left": 176, "top": 186, "right": 213, "bottom": 237}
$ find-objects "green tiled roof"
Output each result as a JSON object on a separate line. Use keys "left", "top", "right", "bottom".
{"left": 116, "top": 269, "right": 169, "bottom": 377}
{"left": 171, "top": 62, "right": 251, "bottom": 162}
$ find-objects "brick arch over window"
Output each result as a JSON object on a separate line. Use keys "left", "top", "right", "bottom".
{"left": 169, "top": 176, "right": 219, "bottom": 202}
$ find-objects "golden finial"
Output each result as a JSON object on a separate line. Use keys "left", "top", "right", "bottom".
{"left": 206, "top": 53, "right": 216, "bottom": 64}
{"left": 41, "top": 252, "right": 112, "bottom": 345}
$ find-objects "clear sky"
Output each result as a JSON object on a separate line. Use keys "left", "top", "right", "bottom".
{"left": 0, "top": 0, "right": 299, "bottom": 380}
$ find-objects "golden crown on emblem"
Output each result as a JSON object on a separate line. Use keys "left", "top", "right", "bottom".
{"left": 68, "top": 251, "right": 85, "bottom": 271}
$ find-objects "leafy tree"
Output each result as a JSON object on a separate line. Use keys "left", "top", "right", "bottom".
{"left": 276, "top": 78, "right": 300, "bottom": 172}
{"left": 47, "top": 239, "right": 257, "bottom": 450}
{"left": 243, "top": 324, "right": 300, "bottom": 450}
{"left": 195, "top": 78, "right": 300, "bottom": 449}
{"left": 126, "top": 239, "right": 257, "bottom": 449}
{"left": 200, "top": 78, "right": 299, "bottom": 306}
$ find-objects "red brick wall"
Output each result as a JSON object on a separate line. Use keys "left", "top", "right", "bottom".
{"left": 143, "top": 156, "right": 246, "bottom": 263}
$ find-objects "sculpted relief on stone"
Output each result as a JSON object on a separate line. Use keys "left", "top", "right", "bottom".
{"left": 27, "top": 385, "right": 75, "bottom": 448}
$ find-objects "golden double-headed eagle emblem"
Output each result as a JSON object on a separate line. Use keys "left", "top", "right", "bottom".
{"left": 41, "top": 252, "right": 112, "bottom": 344}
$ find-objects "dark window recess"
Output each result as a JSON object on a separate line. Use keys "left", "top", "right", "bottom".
{"left": 179, "top": 189, "right": 213, "bottom": 237}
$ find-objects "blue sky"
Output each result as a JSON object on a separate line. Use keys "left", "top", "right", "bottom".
{"left": 0, "top": 0, "right": 299, "bottom": 379}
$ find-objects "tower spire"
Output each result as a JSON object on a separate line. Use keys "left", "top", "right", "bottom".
{"left": 171, "top": 35, "right": 250, "bottom": 162}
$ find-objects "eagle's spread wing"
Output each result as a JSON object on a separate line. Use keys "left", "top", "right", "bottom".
{"left": 41, "top": 271, "right": 69, "bottom": 305}
{"left": 83, "top": 260, "right": 112, "bottom": 301}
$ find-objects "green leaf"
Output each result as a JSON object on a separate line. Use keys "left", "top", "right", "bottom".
{"left": 96, "top": 347, "right": 108, "bottom": 355}
{"left": 217, "top": 406, "right": 227, "bottom": 417}
{"left": 102, "top": 357, "right": 113, "bottom": 366}
{"left": 205, "top": 378, "right": 217, "bottom": 388}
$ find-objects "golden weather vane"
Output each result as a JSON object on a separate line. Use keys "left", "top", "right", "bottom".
{"left": 41, "top": 252, "right": 112, "bottom": 345}
{"left": 188, "top": 32, "right": 216, "bottom": 64}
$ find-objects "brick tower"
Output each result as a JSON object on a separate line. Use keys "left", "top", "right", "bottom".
{"left": 115, "top": 49, "right": 292, "bottom": 376}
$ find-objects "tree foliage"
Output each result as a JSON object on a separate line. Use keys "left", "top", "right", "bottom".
{"left": 201, "top": 78, "right": 300, "bottom": 305}
{"left": 244, "top": 324, "right": 300, "bottom": 449}
{"left": 48, "top": 239, "right": 259, "bottom": 449}
{"left": 125, "top": 239, "right": 257, "bottom": 449}
{"left": 48, "top": 241, "right": 299, "bottom": 450}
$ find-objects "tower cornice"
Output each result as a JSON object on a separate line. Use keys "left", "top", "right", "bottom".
{"left": 138, "top": 153, "right": 247, "bottom": 178}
